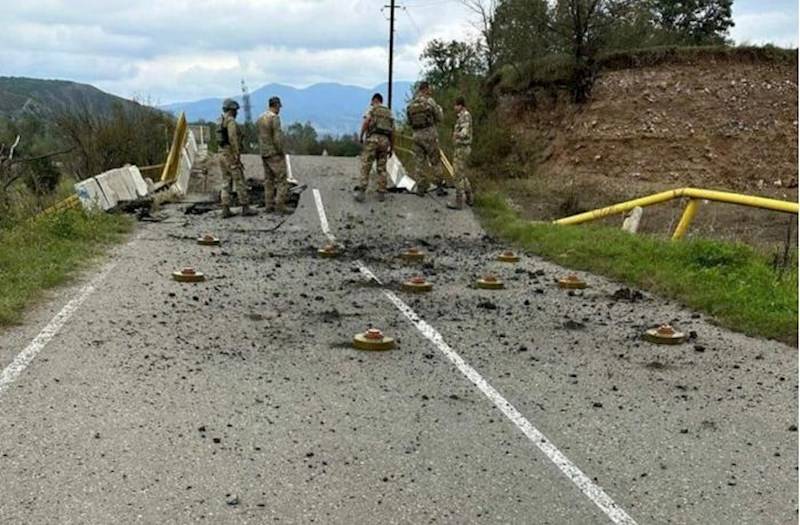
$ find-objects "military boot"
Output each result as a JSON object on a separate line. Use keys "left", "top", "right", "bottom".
{"left": 241, "top": 205, "right": 258, "bottom": 217}
{"left": 377, "top": 192, "right": 386, "bottom": 203}
{"left": 447, "top": 192, "right": 464, "bottom": 210}
{"left": 465, "top": 189, "right": 475, "bottom": 206}
{"left": 435, "top": 185, "right": 447, "bottom": 197}
{"left": 221, "top": 206, "right": 235, "bottom": 219}
{"left": 354, "top": 188, "right": 366, "bottom": 203}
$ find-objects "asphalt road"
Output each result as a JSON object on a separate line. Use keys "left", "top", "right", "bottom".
{"left": 0, "top": 155, "right": 796, "bottom": 524}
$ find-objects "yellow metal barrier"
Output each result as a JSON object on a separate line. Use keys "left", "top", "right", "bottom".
{"left": 160, "top": 113, "right": 188, "bottom": 183}
{"left": 554, "top": 188, "right": 799, "bottom": 240}
{"left": 35, "top": 194, "right": 82, "bottom": 220}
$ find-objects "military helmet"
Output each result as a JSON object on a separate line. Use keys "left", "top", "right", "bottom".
{"left": 269, "top": 96, "right": 282, "bottom": 108}
{"left": 222, "top": 98, "right": 240, "bottom": 111}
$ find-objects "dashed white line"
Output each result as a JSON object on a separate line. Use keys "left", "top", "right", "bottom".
{"left": 312, "top": 188, "right": 637, "bottom": 525}
{"left": 0, "top": 261, "right": 116, "bottom": 398}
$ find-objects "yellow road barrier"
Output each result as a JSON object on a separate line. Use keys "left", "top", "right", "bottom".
{"left": 554, "top": 188, "right": 799, "bottom": 240}
{"left": 160, "top": 113, "right": 188, "bottom": 183}
{"left": 39, "top": 194, "right": 82, "bottom": 217}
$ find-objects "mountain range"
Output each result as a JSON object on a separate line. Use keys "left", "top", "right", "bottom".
{"left": 0, "top": 76, "right": 147, "bottom": 119}
{"left": 160, "top": 81, "right": 416, "bottom": 136}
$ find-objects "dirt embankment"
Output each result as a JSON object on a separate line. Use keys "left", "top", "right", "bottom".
{"left": 494, "top": 56, "right": 798, "bottom": 246}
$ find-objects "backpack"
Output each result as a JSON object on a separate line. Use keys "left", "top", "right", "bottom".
{"left": 406, "top": 98, "right": 434, "bottom": 130}
{"left": 370, "top": 106, "right": 394, "bottom": 136}
{"left": 216, "top": 116, "right": 230, "bottom": 147}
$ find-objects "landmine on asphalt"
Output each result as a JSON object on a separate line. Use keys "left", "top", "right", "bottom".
{"left": 400, "top": 247, "right": 425, "bottom": 263}
{"left": 476, "top": 275, "right": 504, "bottom": 290}
{"left": 497, "top": 250, "right": 521, "bottom": 263}
{"left": 558, "top": 274, "right": 588, "bottom": 289}
{"left": 353, "top": 329, "right": 395, "bottom": 351}
{"left": 402, "top": 276, "right": 433, "bottom": 293}
{"left": 197, "top": 234, "right": 221, "bottom": 246}
{"left": 172, "top": 268, "right": 206, "bottom": 283}
{"left": 644, "top": 324, "right": 687, "bottom": 345}
{"left": 318, "top": 244, "right": 339, "bottom": 258}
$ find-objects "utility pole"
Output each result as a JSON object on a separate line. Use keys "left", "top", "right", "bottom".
{"left": 385, "top": 1, "right": 399, "bottom": 109}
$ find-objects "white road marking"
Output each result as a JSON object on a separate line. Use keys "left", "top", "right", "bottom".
{"left": 312, "top": 188, "right": 336, "bottom": 242}
{"left": 0, "top": 261, "right": 116, "bottom": 398}
{"left": 286, "top": 154, "right": 299, "bottom": 184}
{"left": 312, "top": 188, "right": 637, "bottom": 525}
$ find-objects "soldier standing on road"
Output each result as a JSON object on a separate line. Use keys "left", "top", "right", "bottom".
{"left": 356, "top": 93, "right": 394, "bottom": 203}
{"left": 406, "top": 81, "right": 444, "bottom": 197}
{"left": 257, "top": 97, "right": 290, "bottom": 214}
{"left": 218, "top": 99, "right": 257, "bottom": 218}
{"left": 448, "top": 96, "right": 475, "bottom": 210}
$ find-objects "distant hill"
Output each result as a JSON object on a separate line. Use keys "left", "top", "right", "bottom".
{"left": 161, "top": 81, "right": 417, "bottom": 136}
{"left": 0, "top": 77, "right": 148, "bottom": 119}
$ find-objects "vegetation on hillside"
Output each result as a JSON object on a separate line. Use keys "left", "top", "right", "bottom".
{"left": 0, "top": 102, "right": 174, "bottom": 226}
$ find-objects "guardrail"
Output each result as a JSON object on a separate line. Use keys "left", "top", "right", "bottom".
{"left": 37, "top": 194, "right": 82, "bottom": 218}
{"left": 554, "top": 188, "right": 799, "bottom": 240}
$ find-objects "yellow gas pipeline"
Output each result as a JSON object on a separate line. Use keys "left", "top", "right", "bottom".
{"left": 554, "top": 188, "right": 798, "bottom": 240}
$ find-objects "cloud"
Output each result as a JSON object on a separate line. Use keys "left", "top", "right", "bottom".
{"left": 3, "top": 0, "right": 794, "bottom": 104}
{"left": 2, "top": 0, "right": 477, "bottom": 103}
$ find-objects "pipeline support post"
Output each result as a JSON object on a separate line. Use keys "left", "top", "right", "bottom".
{"left": 672, "top": 198, "right": 701, "bottom": 240}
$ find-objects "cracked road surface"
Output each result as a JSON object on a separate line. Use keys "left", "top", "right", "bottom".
{"left": 0, "top": 155, "right": 796, "bottom": 524}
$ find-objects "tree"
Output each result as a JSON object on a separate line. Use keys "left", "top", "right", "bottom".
{"left": 651, "top": 0, "right": 734, "bottom": 45}
{"left": 548, "top": 0, "right": 634, "bottom": 102}
{"left": 492, "top": 0, "right": 552, "bottom": 67}
{"left": 420, "top": 39, "right": 483, "bottom": 90}
{"left": 284, "top": 122, "right": 322, "bottom": 155}
{"left": 460, "top": 0, "right": 499, "bottom": 73}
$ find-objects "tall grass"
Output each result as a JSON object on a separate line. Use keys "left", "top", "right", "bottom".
{"left": 0, "top": 209, "right": 132, "bottom": 325}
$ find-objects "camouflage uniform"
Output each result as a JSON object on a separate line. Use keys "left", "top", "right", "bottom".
{"left": 406, "top": 94, "right": 444, "bottom": 194}
{"left": 257, "top": 109, "right": 289, "bottom": 212}
{"left": 219, "top": 113, "right": 248, "bottom": 207}
{"left": 359, "top": 104, "right": 394, "bottom": 194}
{"left": 452, "top": 107, "right": 474, "bottom": 206}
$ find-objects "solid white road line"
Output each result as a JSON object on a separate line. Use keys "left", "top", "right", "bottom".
{"left": 312, "top": 188, "right": 637, "bottom": 525}
{"left": 286, "top": 154, "right": 298, "bottom": 184}
{"left": 0, "top": 261, "right": 116, "bottom": 398}
{"left": 312, "top": 188, "right": 336, "bottom": 242}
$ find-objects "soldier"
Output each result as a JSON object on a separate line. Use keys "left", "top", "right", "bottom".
{"left": 218, "top": 98, "right": 256, "bottom": 218}
{"left": 406, "top": 81, "right": 444, "bottom": 197}
{"left": 356, "top": 93, "right": 394, "bottom": 203}
{"left": 257, "top": 97, "right": 290, "bottom": 213}
{"left": 448, "top": 96, "right": 475, "bottom": 210}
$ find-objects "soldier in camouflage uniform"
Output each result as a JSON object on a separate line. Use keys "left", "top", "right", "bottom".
{"left": 218, "top": 99, "right": 256, "bottom": 218}
{"left": 406, "top": 82, "right": 444, "bottom": 197}
{"left": 257, "top": 97, "right": 289, "bottom": 213}
{"left": 356, "top": 93, "right": 394, "bottom": 203}
{"left": 448, "top": 96, "right": 475, "bottom": 210}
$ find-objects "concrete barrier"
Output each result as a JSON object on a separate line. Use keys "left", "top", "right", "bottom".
{"left": 74, "top": 166, "right": 149, "bottom": 211}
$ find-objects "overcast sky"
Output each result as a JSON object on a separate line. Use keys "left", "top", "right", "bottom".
{"left": 1, "top": 0, "right": 797, "bottom": 104}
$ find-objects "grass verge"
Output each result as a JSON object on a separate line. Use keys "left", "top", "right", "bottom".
{"left": 0, "top": 210, "right": 133, "bottom": 326}
{"left": 476, "top": 193, "right": 798, "bottom": 344}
